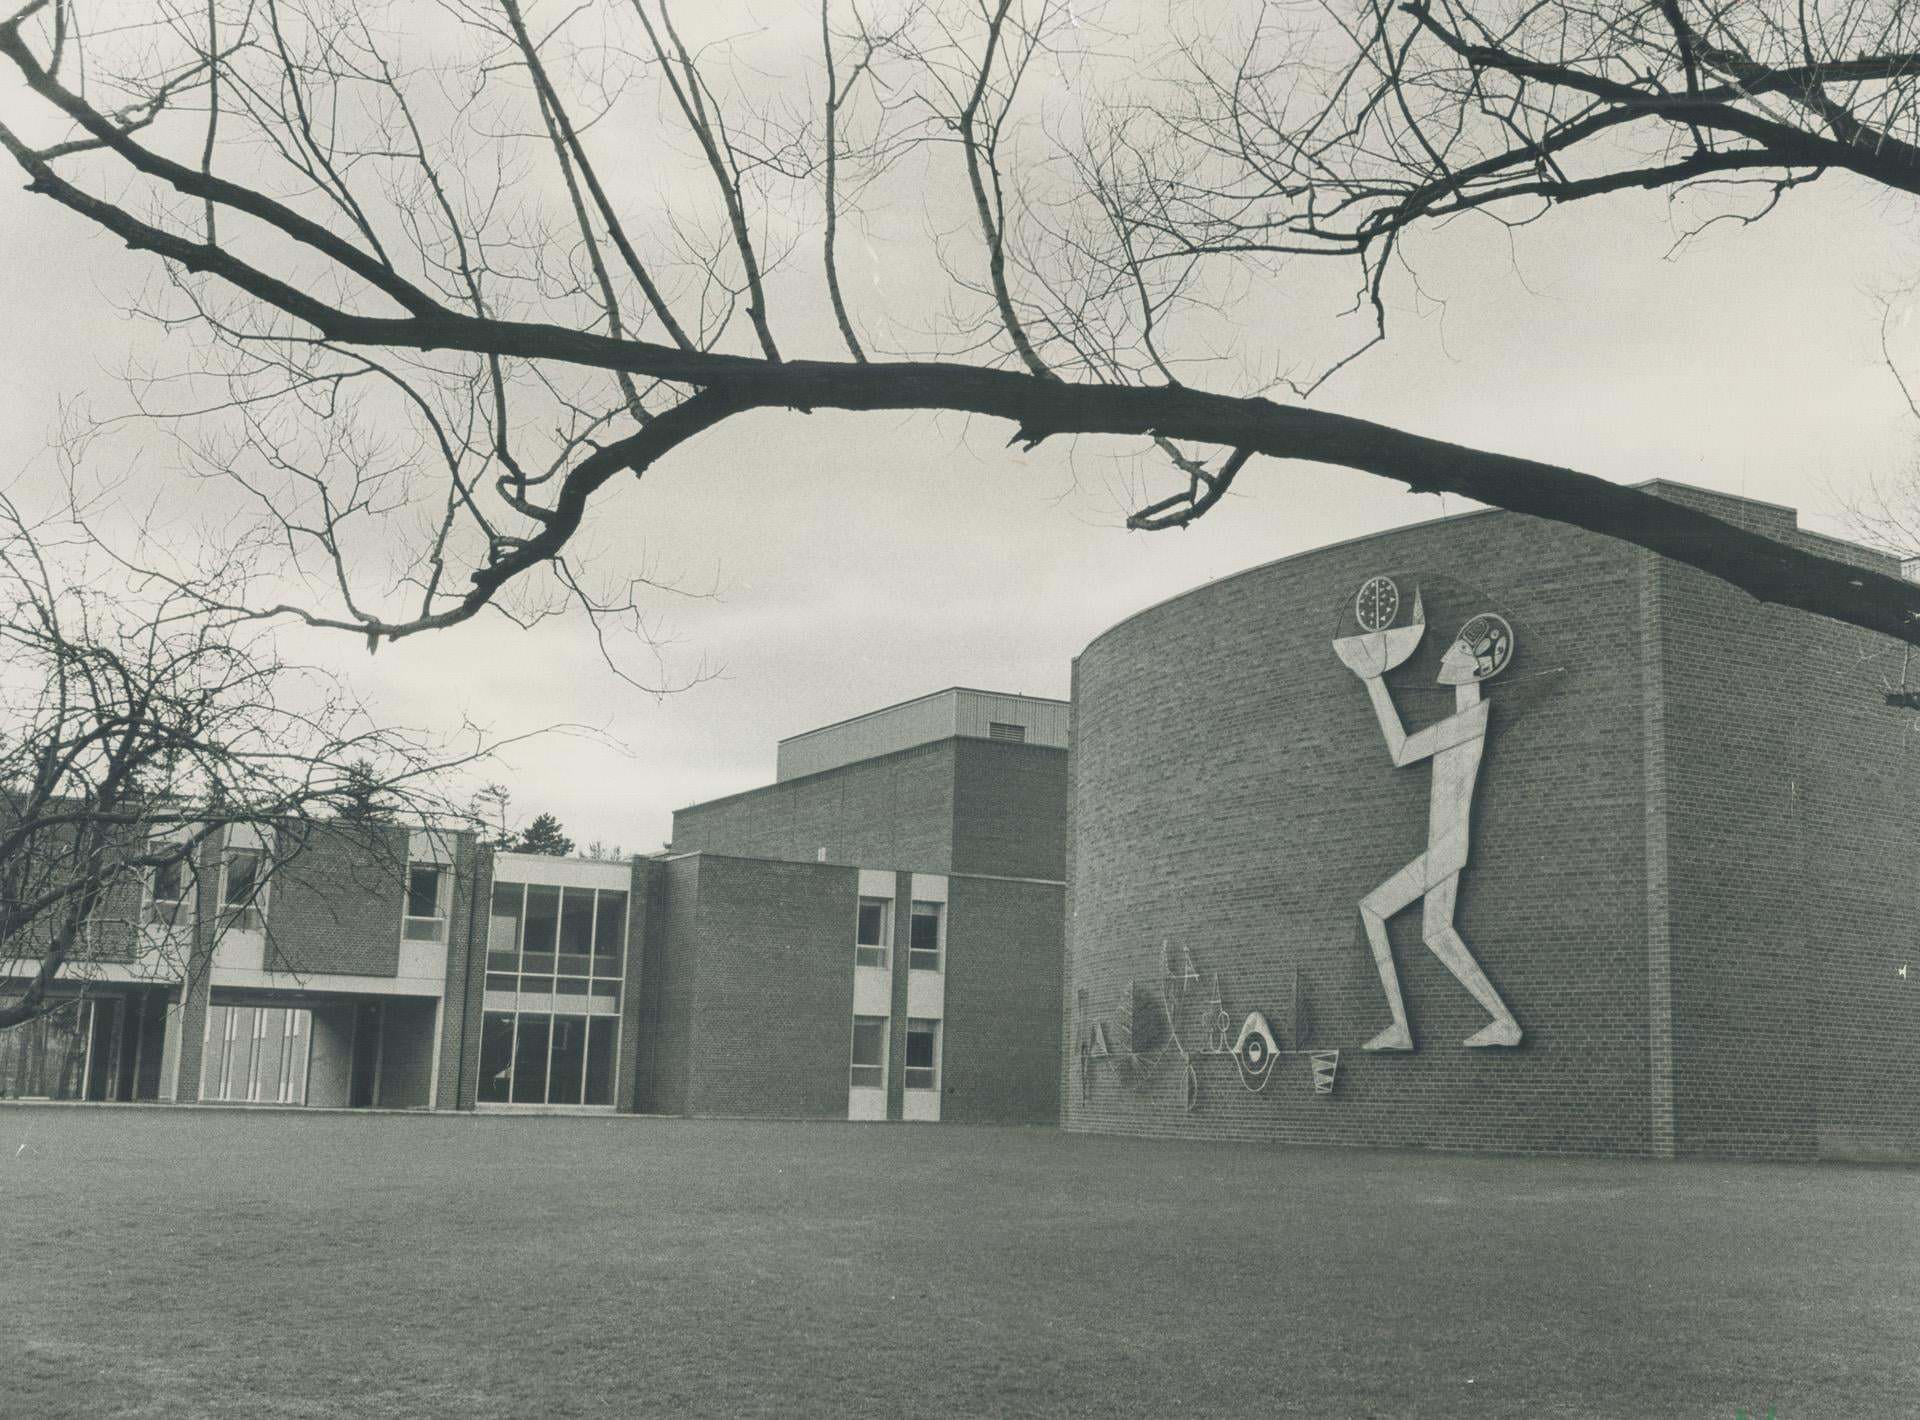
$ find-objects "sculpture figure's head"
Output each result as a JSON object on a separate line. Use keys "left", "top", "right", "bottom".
{"left": 1438, "top": 612, "right": 1515, "bottom": 686}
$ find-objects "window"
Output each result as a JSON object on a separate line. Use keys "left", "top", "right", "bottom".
{"left": 147, "top": 855, "right": 186, "bottom": 926}
{"left": 403, "top": 865, "right": 446, "bottom": 941}
{"left": 987, "top": 721, "right": 1026, "bottom": 743}
{"left": 593, "top": 892, "right": 627, "bottom": 972}
{"left": 477, "top": 880, "right": 628, "bottom": 1108}
{"left": 222, "top": 849, "right": 265, "bottom": 928}
{"left": 558, "top": 887, "right": 595, "bottom": 974}
{"left": 850, "top": 1015, "right": 887, "bottom": 1089}
{"left": 855, "top": 897, "right": 891, "bottom": 969}
{"left": 909, "top": 901, "right": 943, "bottom": 972}
{"left": 905, "top": 1018, "right": 940, "bottom": 1090}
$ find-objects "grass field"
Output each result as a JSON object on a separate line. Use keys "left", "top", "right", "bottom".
{"left": 0, "top": 1107, "right": 1912, "bottom": 1418}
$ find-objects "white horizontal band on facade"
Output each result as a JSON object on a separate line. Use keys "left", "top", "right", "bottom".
{"left": 482, "top": 991, "right": 620, "bottom": 1016}
{"left": 491, "top": 853, "right": 632, "bottom": 889}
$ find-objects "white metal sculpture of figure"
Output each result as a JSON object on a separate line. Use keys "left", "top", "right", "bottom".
{"left": 1333, "top": 580, "right": 1522, "bottom": 1051}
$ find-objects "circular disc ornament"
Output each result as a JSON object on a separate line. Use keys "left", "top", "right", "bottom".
{"left": 1355, "top": 576, "right": 1400, "bottom": 632}
{"left": 1456, "top": 612, "right": 1516, "bottom": 680}
{"left": 1231, "top": 1012, "right": 1279, "bottom": 1084}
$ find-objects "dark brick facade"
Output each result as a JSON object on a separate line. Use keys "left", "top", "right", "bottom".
{"left": 660, "top": 854, "right": 857, "bottom": 1120}
{"left": 633, "top": 852, "right": 1065, "bottom": 1125}
{"left": 1066, "top": 484, "right": 1920, "bottom": 1160}
{"left": 673, "top": 742, "right": 958, "bottom": 872}
{"left": 944, "top": 876, "right": 1062, "bottom": 1124}
{"left": 951, "top": 740, "right": 1069, "bottom": 880}
{"left": 656, "top": 726, "right": 1070, "bottom": 1126}
{"left": 637, "top": 854, "right": 704, "bottom": 1116}
{"left": 263, "top": 824, "right": 411, "bottom": 977}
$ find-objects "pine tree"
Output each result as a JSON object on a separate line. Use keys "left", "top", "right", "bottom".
{"left": 335, "top": 758, "right": 396, "bottom": 823}
{"left": 515, "top": 813, "right": 574, "bottom": 857}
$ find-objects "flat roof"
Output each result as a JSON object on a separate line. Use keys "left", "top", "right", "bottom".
{"left": 776, "top": 686, "right": 1070, "bottom": 747}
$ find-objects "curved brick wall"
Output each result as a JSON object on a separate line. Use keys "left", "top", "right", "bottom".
{"left": 1066, "top": 507, "right": 1662, "bottom": 1155}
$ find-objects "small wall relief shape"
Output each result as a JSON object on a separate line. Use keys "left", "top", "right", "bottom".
{"left": 1331, "top": 577, "right": 1523, "bottom": 1052}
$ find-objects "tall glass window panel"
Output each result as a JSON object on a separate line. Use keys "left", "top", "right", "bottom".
{"left": 583, "top": 1017, "right": 615, "bottom": 1105}
{"left": 909, "top": 902, "right": 942, "bottom": 971}
{"left": 905, "top": 1018, "right": 939, "bottom": 1090}
{"left": 593, "top": 891, "right": 627, "bottom": 974}
{"left": 559, "top": 888, "right": 595, "bottom": 974}
{"left": 510, "top": 1014, "right": 549, "bottom": 1103}
{"left": 548, "top": 1015, "right": 587, "bottom": 1105}
{"left": 488, "top": 884, "right": 523, "bottom": 972}
{"left": 0, "top": 1001, "right": 90, "bottom": 1099}
{"left": 856, "top": 897, "right": 890, "bottom": 969}
{"left": 522, "top": 885, "right": 560, "bottom": 978}
{"left": 850, "top": 1015, "right": 886, "bottom": 1089}
{"left": 478, "top": 1013, "right": 515, "bottom": 1103}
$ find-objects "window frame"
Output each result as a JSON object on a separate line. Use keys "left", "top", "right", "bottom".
{"left": 904, "top": 1017, "right": 941, "bottom": 1091}
{"left": 146, "top": 852, "right": 187, "bottom": 927}
{"left": 402, "top": 862, "right": 449, "bottom": 942}
{"left": 476, "top": 879, "right": 629, "bottom": 1109}
{"left": 220, "top": 847, "right": 267, "bottom": 929}
{"left": 849, "top": 1014, "right": 888, "bottom": 1091}
{"left": 855, "top": 896, "right": 892, "bottom": 970}
{"left": 908, "top": 900, "right": 943, "bottom": 972}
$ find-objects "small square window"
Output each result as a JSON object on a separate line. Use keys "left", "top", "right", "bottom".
{"left": 850, "top": 1015, "right": 887, "bottom": 1090}
{"left": 147, "top": 855, "right": 187, "bottom": 926}
{"left": 855, "top": 897, "right": 891, "bottom": 969}
{"left": 909, "top": 901, "right": 942, "bottom": 972}
{"left": 152, "top": 857, "right": 184, "bottom": 904}
{"left": 222, "top": 849, "right": 266, "bottom": 926}
{"left": 403, "top": 865, "right": 446, "bottom": 941}
{"left": 905, "top": 1018, "right": 940, "bottom": 1090}
{"left": 406, "top": 865, "right": 442, "bottom": 918}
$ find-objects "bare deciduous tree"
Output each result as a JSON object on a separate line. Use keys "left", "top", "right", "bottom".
{"left": 0, "top": 494, "right": 497, "bottom": 1027}
{"left": 0, "top": 0, "right": 1917, "bottom": 661}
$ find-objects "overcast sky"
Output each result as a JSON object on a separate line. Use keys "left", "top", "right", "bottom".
{"left": 2, "top": 2, "right": 1917, "bottom": 854}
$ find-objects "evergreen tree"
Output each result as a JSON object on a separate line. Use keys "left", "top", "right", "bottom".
{"left": 334, "top": 758, "right": 396, "bottom": 823}
{"left": 515, "top": 813, "right": 574, "bottom": 857}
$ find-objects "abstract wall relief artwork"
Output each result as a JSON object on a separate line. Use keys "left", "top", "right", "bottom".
{"left": 1331, "top": 577, "right": 1524, "bottom": 1052}
{"left": 1083, "top": 946, "right": 1339, "bottom": 1103}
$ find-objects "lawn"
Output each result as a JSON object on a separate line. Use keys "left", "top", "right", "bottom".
{"left": 0, "top": 1108, "right": 1911, "bottom": 1418}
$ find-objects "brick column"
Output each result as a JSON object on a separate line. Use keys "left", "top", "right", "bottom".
{"left": 887, "top": 870, "right": 911, "bottom": 1122}
{"left": 168, "top": 830, "right": 222, "bottom": 1102}
{"left": 615, "top": 857, "right": 651, "bottom": 1113}
{"left": 1638, "top": 551, "right": 1676, "bottom": 1160}
{"left": 434, "top": 837, "right": 490, "bottom": 1111}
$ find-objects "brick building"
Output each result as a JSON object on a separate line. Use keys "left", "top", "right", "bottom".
{"left": 0, "top": 689, "right": 1068, "bottom": 1127}
{"left": 1066, "top": 483, "right": 1920, "bottom": 1161}
{"left": 654, "top": 688, "right": 1067, "bottom": 1124}
{"left": 10, "top": 482, "right": 1909, "bottom": 1159}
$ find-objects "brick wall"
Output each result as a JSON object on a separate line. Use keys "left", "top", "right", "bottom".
{"left": 1067, "top": 507, "right": 1657, "bottom": 1155}
{"left": 615, "top": 857, "right": 652, "bottom": 1113}
{"left": 376, "top": 997, "right": 436, "bottom": 1108}
{"left": 637, "top": 854, "right": 703, "bottom": 1115}
{"left": 676, "top": 854, "right": 857, "bottom": 1120}
{"left": 437, "top": 842, "right": 491, "bottom": 1111}
{"left": 1651, "top": 485, "right": 1920, "bottom": 1160}
{"left": 943, "top": 875, "right": 1062, "bottom": 1124}
{"left": 264, "top": 823, "right": 410, "bottom": 977}
{"left": 1067, "top": 487, "right": 1920, "bottom": 1160}
{"left": 950, "top": 740, "right": 1069, "bottom": 880}
{"left": 673, "top": 742, "right": 957, "bottom": 873}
